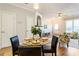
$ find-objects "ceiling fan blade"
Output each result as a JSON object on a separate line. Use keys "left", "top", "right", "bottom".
{"left": 24, "top": 3, "right": 29, "bottom": 4}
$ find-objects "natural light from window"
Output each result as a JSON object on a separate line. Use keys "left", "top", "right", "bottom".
{"left": 66, "top": 19, "right": 79, "bottom": 34}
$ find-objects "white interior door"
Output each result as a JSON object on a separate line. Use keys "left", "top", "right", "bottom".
{"left": 16, "top": 13, "right": 26, "bottom": 43}
{"left": 0, "top": 10, "right": 2, "bottom": 49}
{"left": 1, "top": 11, "right": 16, "bottom": 48}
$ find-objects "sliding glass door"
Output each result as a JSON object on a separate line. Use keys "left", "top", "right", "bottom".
{"left": 66, "top": 19, "right": 79, "bottom": 34}
{"left": 74, "top": 20, "right": 79, "bottom": 34}
{"left": 66, "top": 20, "right": 73, "bottom": 33}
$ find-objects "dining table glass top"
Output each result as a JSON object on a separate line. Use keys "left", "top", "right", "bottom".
{"left": 21, "top": 37, "right": 49, "bottom": 47}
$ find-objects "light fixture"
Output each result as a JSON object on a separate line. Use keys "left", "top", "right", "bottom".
{"left": 57, "top": 12, "right": 63, "bottom": 18}
{"left": 33, "top": 3, "right": 39, "bottom": 10}
{"left": 57, "top": 12, "right": 64, "bottom": 19}
{"left": 58, "top": 13, "right": 62, "bottom": 17}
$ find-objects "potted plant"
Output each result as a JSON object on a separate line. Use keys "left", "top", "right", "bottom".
{"left": 37, "top": 28, "right": 42, "bottom": 37}
{"left": 59, "top": 32, "right": 69, "bottom": 47}
{"left": 72, "top": 32, "right": 78, "bottom": 39}
{"left": 59, "top": 32, "right": 69, "bottom": 43}
{"left": 63, "top": 32, "right": 68, "bottom": 38}
{"left": 31, "top": 26, "right": 42, "bottom": 39}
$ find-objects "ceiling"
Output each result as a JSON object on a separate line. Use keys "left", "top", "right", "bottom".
{"left": 10, "top": 3, "right": 79, "bottom": 19}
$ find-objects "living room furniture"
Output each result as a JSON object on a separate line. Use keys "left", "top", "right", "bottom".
{"left": 42, "top": 36, "right": 58, "bottom": 56}
{"left": 59, "top": 35, "right": 70, "bottom": 47}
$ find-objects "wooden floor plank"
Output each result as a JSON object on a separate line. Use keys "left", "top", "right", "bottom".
{"left": 0, "top": 46, "right": 79, "bottom": 56}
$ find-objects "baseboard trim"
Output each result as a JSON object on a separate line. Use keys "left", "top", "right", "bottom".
{"left": 1, "top": 46, "right": 11, "bottom": 49}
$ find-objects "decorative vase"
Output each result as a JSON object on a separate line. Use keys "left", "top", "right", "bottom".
{"left": 33, "top": 34, "right": 40, "bottom": 40}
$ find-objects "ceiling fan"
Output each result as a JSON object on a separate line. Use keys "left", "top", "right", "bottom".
{"left": 24, "top": 3, "right": 29, "bottom": 4}
{"left": 57, "top": 13, "right": 63, "bottom": 17}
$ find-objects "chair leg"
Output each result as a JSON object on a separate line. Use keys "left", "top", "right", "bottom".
{"left": 42, "top": 52, "right": 44, "bottom": 56}
{"left": 67, "top": 43, "right": 69, "bottom": 47}
{"left": 59, "top": 42, "right": 60, "bottom": 47}
{"left": 55, "top": 53, "right": 56, "bottom": 56}
{"left": 13, "top": 53, "right": 15, "bottom": 56}
{"left": 54, "top": 51, "right": 57, "bottom": 56}
{"left": 52, "top": 53, "right": 53, "bottom": 56}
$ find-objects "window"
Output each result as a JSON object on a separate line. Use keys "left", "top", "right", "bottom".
{"left": 74, "top": 20, "right": 79, "bottom": 34}
{"left": 66, "top": 20, "right": 73, "bottom": 33}
{"left": 66, "top": 19, "right": 79, "bottom": 34}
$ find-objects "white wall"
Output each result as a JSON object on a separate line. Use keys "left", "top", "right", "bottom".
{"left": 42, "top": 17, "right": 65, "bottom": 35}
{"left": 0, "top": 4, "right": 35, "bottom": 48}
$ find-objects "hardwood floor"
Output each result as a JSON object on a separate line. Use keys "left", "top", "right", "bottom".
{"left": 0, "top": 38, "right": 79, "bottom": 56}
{"left": 0, "top": 47, "right": 12, "bottom": 56}
{"left": 0, "top": 46, "right": 79, "bottom": 56}
{"left": 57, "top": 47, "right": 79, "bottom": 56}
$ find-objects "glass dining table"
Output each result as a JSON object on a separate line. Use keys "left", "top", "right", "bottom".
{"left": 18, "top": 37, "right": 49, "bottom": 56}
{"left": 21, "top": 37, "right": 49, "bottom": 47}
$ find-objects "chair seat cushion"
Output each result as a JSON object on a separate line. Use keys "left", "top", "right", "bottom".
{"left": 42, "top": 45, "right": 55, "bottom": 53}
{"left": 43, "top": 45, "right": 51, "bottom": 50}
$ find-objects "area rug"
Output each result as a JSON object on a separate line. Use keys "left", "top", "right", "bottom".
{"left": 69, "top": 39, "right": 79, "bottom": 49}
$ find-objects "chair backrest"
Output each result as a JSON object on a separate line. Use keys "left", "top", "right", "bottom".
{"left": 51, "top": 35, "right": 58, "bottom": 49}
{"left": 10, "top": 35, "right": 19, "bottom": 52}
{"left": 18, "top": 46, "right": 42, "bottom": 56}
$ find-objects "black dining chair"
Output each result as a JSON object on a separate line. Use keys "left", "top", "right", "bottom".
{"left": 18, "top": 46, "right": 42, "bottom": 56}
{"left": 10, "top": 35, "right": 19, "bottom": 56}
{"left": 42, "top": 35, "right": 58, "bottom": 56}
